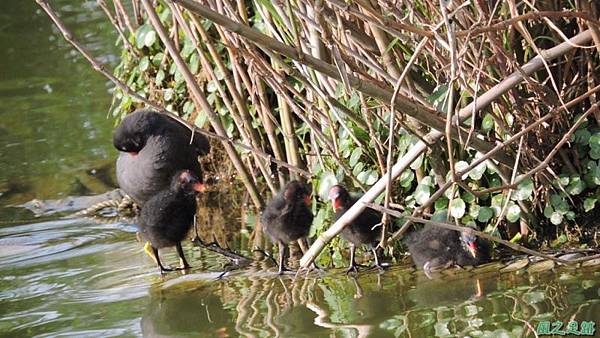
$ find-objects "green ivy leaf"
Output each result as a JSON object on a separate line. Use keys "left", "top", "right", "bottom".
{"left": 420, "top": 176, "right": 434, "bottom": 187}
{"left": 155, "top": 69, "right": 165, "bottom": 85}
{"left": 584, "top": 197, "right": 597, "bottom": 212}
{"left": 477, "top": 207, "right": 494, "bottom": 222}
{"left": 365, "top": 170, "right": 378, "bottom": 185}
{"left": 566, "top": 176, "right": 585, "bottom": 195}
{"left": 349, "top": 147, "right": 362, "bottom": 167}
{"left": 461, "top": 191, "right": 475, "bottom": 204}
{"left": 482, "top": 113, "right": 494, "bottom": 132}
{"left": 189, "top": 52, "right": 199, "bottom": 74}
{"left": 399, "top": 170, "right": 415, "bottom": 188}
{"left": 455, "top": 161, "right": 469, "bottom": 180}
{"left": 352, "top": 162, "right": 365, "bottom": 177}
{"left": 514, "top": 177, "right": 534, "bottom": 200}
{"left": 550, "top": 212, "right": 563, "bottom": 225}
{"left": 589, "top": 132, "right": 600, "bottom": 150}
{"left": 506, "top": 203, "right": 521, "bottom": 222}
{"left": 431, "top": 209, "right": 448, "bottom": 222}
{"left": 543, "top": 205, "right": 553, "bottom": 218}
{"left": 318, "top": 172, "right": 337, "bottom": 200}
{"left": 574, "top": 129, "right": 591, "bottom": 145}
{"left": 144, "top": 30, "right": 157, "bottom": 47}
{"left": 410, "top": 154, "right": 424, "bottom": 170}
{"left": 139, "top": 56, "right": 150, "bottom": 71}
{"left": 469, "top": 204, "right": 480, "bottom": 218}
{"left": 590, "top": 148, "right": 600, "bottom": 160}
{"left": 414, "top": 184, "right": 431, "bottom": 205}
{"left": 449, "top": 198, "right": 466, "bottom": 218}
{"left": 550, "top": 194, "right": 563, "bottom": 208}
{"left": 434, "top": 197, "right": 449, "bottom": 210}
{"left": 163, "top": 88, "right": 174, "bottom": 101}
{"left": 491, "top": 194, "right": 504, "bottom": 215}
{"left": 468, "top": 161, "right": 486, "bottom": 180}
{"left": 427, "top": 84, "right": 449, "bottom": 113}
{"left": 152, "top": 53, "right": 164, "bottom": 66}
{"left": 135, "top": 24, "right": 152, "bottom": 49}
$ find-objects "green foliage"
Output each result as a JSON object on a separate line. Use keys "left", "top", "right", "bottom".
{"left": 108, "top": 0, "right": 597, "bottom": 250}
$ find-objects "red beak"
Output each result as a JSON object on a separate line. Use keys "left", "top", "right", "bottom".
{"left": 193, "top": 182, "right": 206, "bottom": 193}
{"left": 332, "top": 198, "right": 342, "bottom": 211}
{"left": 304, "top": 195, "right": 311, "bottom": 206}
{"left": 468, "top": 242, "right": 477, "bottom": 258}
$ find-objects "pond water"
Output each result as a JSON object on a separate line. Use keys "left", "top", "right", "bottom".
{"left": 0, "top": 2, "right": 598, "bottom": 338}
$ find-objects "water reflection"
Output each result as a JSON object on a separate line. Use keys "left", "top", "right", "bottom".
{"left": 0, "top": 205, "right": 598, "bottom": 338}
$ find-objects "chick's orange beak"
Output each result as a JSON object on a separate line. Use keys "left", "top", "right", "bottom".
{"left": 332, "top": 198, "right": 342, "bottom": 211}
{"left": 468, "top": 242, "right": 478, "bottom": 258}
{"left": 193, "top": 182, "right": 206, "bottom": 193}
{"left": 304, "top": 195, "right": 311, "bottom": 206}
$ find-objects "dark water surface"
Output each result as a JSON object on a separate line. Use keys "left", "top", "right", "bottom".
{"left": 0, "top": 2, "right": 598, "bottom": 338}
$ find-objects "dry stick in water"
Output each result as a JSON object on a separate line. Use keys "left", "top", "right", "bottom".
{"left": 298, "top": 30, "right": 593, "bottom": 268}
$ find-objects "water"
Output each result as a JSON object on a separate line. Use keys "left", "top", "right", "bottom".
{"left": 0, "top": 2, "right": 599, "bottom": 338}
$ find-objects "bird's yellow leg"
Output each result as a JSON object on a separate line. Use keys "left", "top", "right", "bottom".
{"left": 143, "top": 241, "right": 159, "bottom": 265}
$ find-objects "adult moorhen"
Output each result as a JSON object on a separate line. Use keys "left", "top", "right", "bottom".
{"left": 328, "top": 185, "right": 383, "bottom": 272}
{"left": 114, "top": 108, "right": 210, "bottom": 205}
{"left": 261, "top": 180, "right": 313, "bottom": 274}
{"left": 138, "top": 170, "right": 204, "bottom": 273}
{"left": 404, "top": 226, "right": 491, "bottom": 278}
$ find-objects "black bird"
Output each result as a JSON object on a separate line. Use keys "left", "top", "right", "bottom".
{"left": 138, "top": 170, "right": 204, "bottom": 273}
{"left": 113, "top": 109, "right": 210, "bottom": 205}
{"left": 404, "top": 226, "right": 491, "bottom": 278}
{"left": 261, "top": 181, "right": 313, "bottom": 274}
{"left": 328, "top": 185, "right": 383, "bottom": 272}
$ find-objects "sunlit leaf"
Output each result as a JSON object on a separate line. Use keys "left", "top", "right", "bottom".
{"left": 414, "top": 184, "right": 431, "bottom": 205}
{"left": 566, "top": 176, "right": 585, "bottom": 195}
{"left": 469, "top": 204, "right": 480, "bottom": 218}
{"left": 454, "top": 161, "right": 469, "bottom": 180}
{"left": 399, "top": 170, "right": 415, "bottom": 188}
{"left": 506, "top": 203, "right": 521, "bottom": 222}
{"left": 155, "top": 69, "right": 165, "bottom": 85}
{"left": 584, "top": 197, "right": 597, "bottom": 212}
{"left": 318, "top": 172, "right": 337, "bottom": 200}
{"left": 513, "top": 177, "right": 534, "bottom": 200}
{"left": 349, "top": 147, "right": 362, "bottom": 167}
{"left": 550, "top": 212, "right": 563, "bottom": 225}
{"left": 144, "top": 30, "right": 157, "bottom": 47}
{"left": 482, "top": 113, "right": 494, "bottom": 132}
{"left": 449, "top": 198, "right": 466, "bottom": 218}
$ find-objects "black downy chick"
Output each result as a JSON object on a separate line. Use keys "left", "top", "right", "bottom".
{"left": 113, "top": 109, "right": 209, "bottom": 205}
{"left": 328, "top": 185, "right": 384, "bottom": 272}
{"left": 404, "top": 226, "right": 491, "bottom": 278}
{"left": 261, "top": 181, "right": 313, "bottom": 274}
{"left": 138, "top": 170, "right": 204, "bottom": 274}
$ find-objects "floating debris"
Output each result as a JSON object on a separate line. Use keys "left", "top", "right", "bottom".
{"left": 527, "top": 260, "right": 555, "bottom": 273}
{"left": 500, "top": 258, "right": 529, "bottom": 273}
{"left": 581, "top": 258, "right": 600, "bottom": 267}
